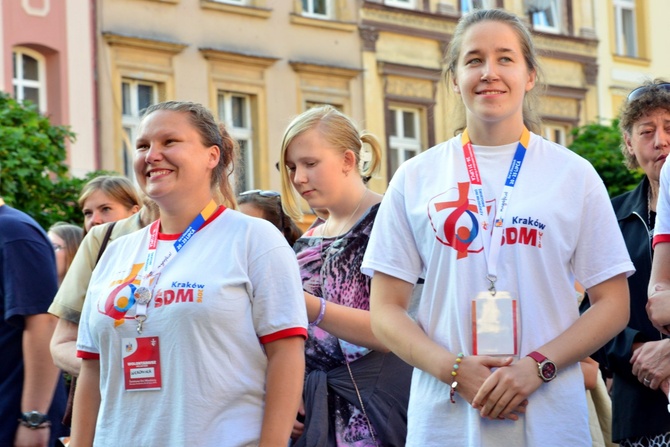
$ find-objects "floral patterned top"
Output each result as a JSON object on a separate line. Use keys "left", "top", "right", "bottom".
{"left": 293, "top": 203, "right": 380, "bottom": 446}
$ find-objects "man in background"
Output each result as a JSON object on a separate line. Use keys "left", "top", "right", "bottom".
{"left": 0, "top": 197, "right": 68, "bottom": 446}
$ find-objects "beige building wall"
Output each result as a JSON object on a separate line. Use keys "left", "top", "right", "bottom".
{"left": 594, "top": 0, "right": 670, "bottom": 123}
{"left": 66, "top": 2, "right": 97, "bottom": 177}
{"left": 360, "top": 0, "right": 599, "bottom": 186}
{"left": 97, "top": 0, "right": 364, "bottom": 207}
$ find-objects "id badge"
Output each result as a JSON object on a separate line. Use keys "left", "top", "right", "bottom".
{"left": 471, "top": 291, "right": 519, "bottom": 356}
{"left": 122, "top": 336, "right": 162, "bottom": 391}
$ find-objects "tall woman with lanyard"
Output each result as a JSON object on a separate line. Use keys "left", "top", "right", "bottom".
{"left": 70, "top": 101, "right": 307, "bottom": 446}
{"left": 362, "top": 9, "right": 633, "bottom": 446}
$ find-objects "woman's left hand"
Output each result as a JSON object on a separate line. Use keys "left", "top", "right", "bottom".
{"left": 472, "top": 356, "right": 541, "bottom": 419}
{"left": 630, "top": 339, "right": 670, "bottom": 390}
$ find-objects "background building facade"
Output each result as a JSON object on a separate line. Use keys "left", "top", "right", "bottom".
{"left": 594, "top": 0, "right": 670, "bottom": 122}
{"left": 2, "top": 0, "right": 669, "bottom": 212}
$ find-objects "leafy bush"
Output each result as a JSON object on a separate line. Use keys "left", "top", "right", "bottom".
{"left": 568, "top": 119, "right": 644, "bottom": 198}
{"left": 0, "top": 92, "right": 116, "bottom": 229}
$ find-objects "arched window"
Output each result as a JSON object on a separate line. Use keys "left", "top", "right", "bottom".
{"left": 12, "top": 47, "right": 47, "bottom": 112}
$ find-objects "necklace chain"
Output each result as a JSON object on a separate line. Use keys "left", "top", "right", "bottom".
{"left": 321, "top": 189, "right": 369, "bottom": 238}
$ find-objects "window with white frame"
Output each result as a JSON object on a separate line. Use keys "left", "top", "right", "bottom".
{"left": 218, "top": 92, "right": 254, "bottom": 193}
{"left": 385, "top": 0, "right": 416, "bottom": 9}
{"left": 302, "top": 0, "right": 331, "bottom": 18}
{"left": 460, "top": 0, "right": 495, "bottom": 13}
{"left": 530, "top": 0, "right": 561, "bottom": 34}
{"left": 614, "top": 0, "right": 637, "bottom": 57}
{"left": 389, "top": 107, "right": 422, "bottom": 176}
{"left": 543, "top": 124, "right": 567, "bottom": 146}
{"left": 12, "top": 48, "right": 46, "bottom": 112}
{"left": 121, "top": 79, "right": 158, "bottom": 178}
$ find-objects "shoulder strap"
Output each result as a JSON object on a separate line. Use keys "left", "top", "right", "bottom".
{"left": 95, "top": 221, "right": 117, "bottom": 266}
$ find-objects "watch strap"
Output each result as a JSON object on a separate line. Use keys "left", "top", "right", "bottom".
{"left": 19, "top": 411, "right": 50, "bottom": 429}
{"left": 527, "top": 351, "right": 547, "bottom": 363}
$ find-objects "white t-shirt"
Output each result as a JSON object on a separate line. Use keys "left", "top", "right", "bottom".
{"left": 362, "top": 133, "right": 633, "bottom": 446}
{"left": 77, "top": 207, "right": 308, "bottom": 447}
{"left": 654, "top": 159, "right": 670, "bottom": 245}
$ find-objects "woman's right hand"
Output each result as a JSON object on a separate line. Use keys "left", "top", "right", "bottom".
{"left": 447, "top": 355, "right": 527, "bottom": 420}
{"left": 291, "top": 400, "right": 305, "bottom": 440}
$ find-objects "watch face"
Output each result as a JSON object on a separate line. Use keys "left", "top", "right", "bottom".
{"left": 24, "top": 412, "right": 46, "bottom": 426}
{"left": 541, "top": 361, "right": 557, "bottom": 380}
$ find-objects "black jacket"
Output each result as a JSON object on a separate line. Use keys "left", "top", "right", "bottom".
{"left": 586, "top": 178, "right": 670, "bottom": 442}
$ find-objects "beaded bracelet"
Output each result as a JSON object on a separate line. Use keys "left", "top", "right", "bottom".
{"left": 309, "top": 297, "right": 327, "bottom": 326}
{"left": 450, "top": 352, "right": 464, "bottom": 403}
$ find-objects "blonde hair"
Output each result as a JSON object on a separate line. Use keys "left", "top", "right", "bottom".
{"left": 443, "top": 8, "right": 544, "bottom": 134}
{"left": 78, "top": 175, "right": 141, "bottom": 211}
{"left": 279, "top": 105, "right": 382, "bottom": 221}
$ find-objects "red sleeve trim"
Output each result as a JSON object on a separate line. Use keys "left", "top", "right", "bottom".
{"left": 77, "top": 350, "right": 100, "bottom": 360}
{"left": 259, "top": 327, "right": 308, "bottom": 344}
{"left": 652, "top": 234, "right": 670, "bottom": 249}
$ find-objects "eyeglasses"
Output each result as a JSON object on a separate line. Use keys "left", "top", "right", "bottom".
{"left": 627, "top": 82, "right": 670, "bottom": 102}
{"left": 52, "top": 243, "right": 64, "bottom": 252}
{"left": 238, "top": 190, "right": 286, "bottom": 234}
{"left": 239, "top": 190, "right": 281, "bottom": 198}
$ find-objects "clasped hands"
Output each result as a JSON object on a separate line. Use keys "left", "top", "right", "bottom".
{"left": 449, "top": 355, "right": 542, "bottom": 421}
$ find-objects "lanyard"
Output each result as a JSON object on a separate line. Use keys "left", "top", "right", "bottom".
{"left": 461, "top": 127, "right": 530, "bottom": 294}
{"left": 133, "top": 199, "right": 219, "bottom": 333}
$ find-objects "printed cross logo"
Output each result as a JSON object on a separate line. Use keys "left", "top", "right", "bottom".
{"left": 429, "top": 182, "right": 489, "bottom": 259}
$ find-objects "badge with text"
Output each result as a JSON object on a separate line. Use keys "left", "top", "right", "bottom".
{"left": 122, "top": 336, "right": 162, "bottom": 391}
{"left": 471, "top": 291, "right": 519, "bottom": 356}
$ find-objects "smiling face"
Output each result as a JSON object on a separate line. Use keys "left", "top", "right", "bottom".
{"left": 624, "top": 108, "right": 670, "bottom": 183}
{"left": 134, "top": 110, "right": 220, "bottom": 209}
{"left": 284, "top": 127, "right": 353, "bottom": 211}
{"left": 81, "top": 189, "right": 139, "bottom": 231}
{"left": 452, "top": 20, "right": 536, "bottom": 133}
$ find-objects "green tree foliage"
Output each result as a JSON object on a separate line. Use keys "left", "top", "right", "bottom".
{"left": 568, "top": 119, "right": 644, "bottom": 198}
{"left": 0, "top": 92, "right": 113, "bottom": 229}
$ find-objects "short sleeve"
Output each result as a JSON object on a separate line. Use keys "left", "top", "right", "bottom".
{"left": 247, "top": 223, "right": 307, "bottom": 344}
{"left": 3, "top": 238, "right": 58, "bottom": 326}
{"left": 654, "top": 161, "right": 670, "bottom": 247}
{"left": 571, "top": 174, "right": 634, "bottom": 289}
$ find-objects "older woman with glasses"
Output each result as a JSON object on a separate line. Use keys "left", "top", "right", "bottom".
{"left": 238, "top": 190, "right": 303, "bottom": 246}
{"left": 586, "top": 79, "right": 670, "bottom": 447}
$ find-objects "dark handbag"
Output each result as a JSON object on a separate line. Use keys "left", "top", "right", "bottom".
{"left": 61, "top": 221, "right": 116, "bottom": 427}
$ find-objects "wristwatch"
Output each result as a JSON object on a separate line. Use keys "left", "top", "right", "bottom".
{"left": 19, "top": 411, "right": 50, "bottom": 429}
{"left": 527, "top": 351, "right": 557, "bottom": 382}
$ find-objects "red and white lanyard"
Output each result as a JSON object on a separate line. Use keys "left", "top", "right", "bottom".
{"left": 461, "top": 127, "right": 530, "bottom": 294}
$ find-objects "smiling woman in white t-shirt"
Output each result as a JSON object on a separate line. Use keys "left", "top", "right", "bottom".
{"left": 362, "top": 9, "right": 633, "bottom": 446}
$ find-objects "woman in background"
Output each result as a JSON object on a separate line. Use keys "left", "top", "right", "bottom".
{"left": 622, "top": 79, "right": 670, "bottom": 446}
{"left": 280, "top": 105, "right": 411, "bottom": 446}
{"left": 238, "top": 189, "right": 303, "bottom": 246}
{"left": 48, "top": 222, "right": 84, "bottom": 285}
{"left": 78, "top": 175, "right": 141, "bottom": 233}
